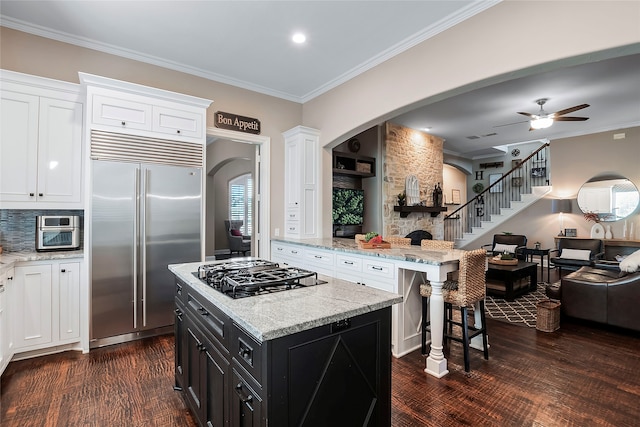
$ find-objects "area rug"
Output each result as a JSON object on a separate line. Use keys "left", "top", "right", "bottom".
{"left": 484, "top": 283, "right": 551, "bottom": 328}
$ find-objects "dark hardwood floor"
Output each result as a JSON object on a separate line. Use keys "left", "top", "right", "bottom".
{"left": 2, "top": 317, "right": 639, "bottom": 426}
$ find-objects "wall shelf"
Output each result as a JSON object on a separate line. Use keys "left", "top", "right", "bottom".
{"left": 393, "top": 205, "right": 447, "bottom": 218}
{"left": 333, "top": 152, "right": 376, "bottom": 178}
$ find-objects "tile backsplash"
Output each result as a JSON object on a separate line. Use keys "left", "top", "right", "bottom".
{"left": 0, "top": 209, "right": 84, "bottom": 252}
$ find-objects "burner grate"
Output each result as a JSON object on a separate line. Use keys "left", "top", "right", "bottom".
{"left": 196, "top": 260, "right": 322, "bottom": 299}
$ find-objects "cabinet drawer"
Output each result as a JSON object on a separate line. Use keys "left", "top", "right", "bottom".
{"left": 92, "top": 94, "right": 152, "bottom": 131}
{"left": 304, "top": 249, "right": 334, "bottom": 269}
{"left": 152, "top": 105, "right": 203, "bottom": 140}
{"left": 336, "top": 254, "right": 362, "bottom": 274}
{"left": 285, "top": 209, "right": 300, "bottom": 221}
{"left": 284, "top": 221, "right": 300, "bottom": 235}
{"left": 363, "top": 258, "right": 395, "bottom": 281}
{"left": 186, "top": 290, "right": 230, "bottom": 351}
{"left": 362, "top": 278, "right": 395, "bottom": 293}
{"left": 232, "top": 323, "right": 263, "bottom": 387}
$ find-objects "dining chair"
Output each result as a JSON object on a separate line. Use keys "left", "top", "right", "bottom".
{"left": 420, "top": 248, "right": 489, "bottom": 372}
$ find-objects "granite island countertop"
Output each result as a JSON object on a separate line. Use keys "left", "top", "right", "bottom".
{"left": 169, "top": 261, "right": 403, "bottom": 343}
{"left": 0, "top": 250, "right": 84, "bottom": 275}
{"left": 272, "top": 237, "right": 465, "bottom": 266}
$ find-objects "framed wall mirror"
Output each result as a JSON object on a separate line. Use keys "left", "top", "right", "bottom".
{"left": 577, "top": 176, "right": 640, "bottom": 222}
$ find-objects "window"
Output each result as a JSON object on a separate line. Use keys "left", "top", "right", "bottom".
{"left": 229, "top": 173, "right": 253, "bottom": 236}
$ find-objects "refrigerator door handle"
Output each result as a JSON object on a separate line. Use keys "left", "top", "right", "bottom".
{"left": 142, "top": 167, "right": 148, "bottom": 327}
{"left": 133, "top": 167, "right": 140, "bottom": 330}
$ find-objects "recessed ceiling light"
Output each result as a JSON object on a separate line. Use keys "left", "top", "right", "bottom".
{"left": 292, "top": 33, "right": 306, "bottom": 44}
{"left": 423, "top": 127, "right": 432, "bottom": 131}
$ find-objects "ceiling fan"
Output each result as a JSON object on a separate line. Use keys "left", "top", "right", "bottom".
{"left": 518, "top": 98, "right": 590, "bottom": 130}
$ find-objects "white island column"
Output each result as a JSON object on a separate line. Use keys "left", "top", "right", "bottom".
{"left": 424, "top": 277, "right": 449, "bottom": 378}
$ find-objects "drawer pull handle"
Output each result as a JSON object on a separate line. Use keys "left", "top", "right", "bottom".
{"left": 291, "top": 250, "right": 298, "bottom": 254}
{"left": 235, "top": 383, "right": 253, "bottom": 404}
{"left": 344, "top": 261, "right": 354, "bottom": 265}
{"left": 277, "top": 248, "right": 283, "bottom": 251}
{"left": 39, "top": 193, "right": 44, "bottom": 197}
{"left": 176, "top": 129, "right": 181, "bottom": 134}
{"left": 371, "top": 266, "right": 383, "bottom": 271}
{"left": 29, "top": 193, "right": 35, "bottom": 197}
{"left": 121, "top": 121, "right": 126, "bottom": 126}
{"left": 314, "top": 255, "right": 322, "bottom": 259}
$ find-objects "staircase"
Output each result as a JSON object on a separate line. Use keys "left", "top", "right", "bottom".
{"left": 444, "top": 143, "right": 551, "bottom": 248}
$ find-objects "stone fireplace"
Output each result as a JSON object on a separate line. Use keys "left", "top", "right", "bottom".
{"left": 383, "top": 122, "right": 445, "bottom": 239}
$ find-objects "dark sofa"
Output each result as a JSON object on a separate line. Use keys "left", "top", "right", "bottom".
{"left": 547, "top": 266, "right": 640, "bottom": 332}
{"left": 549, "top": 238, "right": 604, "bottom": 275}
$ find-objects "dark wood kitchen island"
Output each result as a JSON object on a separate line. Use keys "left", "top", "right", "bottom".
{"left": 169, "top": 261, "right": 402, "bottom": 427}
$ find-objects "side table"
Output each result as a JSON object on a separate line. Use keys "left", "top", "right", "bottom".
{"left": 523, "top": 247, "right": 551, "bottom": 283}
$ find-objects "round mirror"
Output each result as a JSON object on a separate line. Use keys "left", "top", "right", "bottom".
{"left": 577, "top": 176, "right": 640, "bottom": 222}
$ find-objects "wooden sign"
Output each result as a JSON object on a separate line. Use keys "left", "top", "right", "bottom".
{"left": 214, "top": 111, "right": 261, "bottom": 134}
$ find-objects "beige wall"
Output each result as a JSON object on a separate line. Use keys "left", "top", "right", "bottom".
{"left": 2, "top": 0, "right": 639, "bottom": 243}
{"left": 305, "top": 0, "right": 640, "bottom": 237}
{"left": 0, "top": 26, "right": 301, "bottom": 238}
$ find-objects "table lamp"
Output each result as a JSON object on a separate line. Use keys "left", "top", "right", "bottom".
{"left": 552, "top": 199, "right": 572, "bottom": 236}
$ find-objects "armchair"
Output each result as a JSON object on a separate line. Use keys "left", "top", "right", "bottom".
{"left": 224, "top": 219, "right": 251, "bottom": 256}
{"left": 549, "top": 238, "right": 604, "bottom": 276}
{"left": 482, "top": 234, "right": 527, "bottom": 260}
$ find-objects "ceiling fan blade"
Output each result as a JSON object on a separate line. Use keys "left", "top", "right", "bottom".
{"left": 554, "top": 116, "right": 589, "bottom": 121}
{"left": 553, "top": 104, "right": 590, "bottom": 116}
{"left": 517, "top": 112, "right": 535, "bottom": 118}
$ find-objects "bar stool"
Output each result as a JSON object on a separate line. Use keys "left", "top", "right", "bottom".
{"left": 420, "top": 248, "right": 489, "bottom": 372}
{"left": 420, "top": 239, "right": 455, "bottom": 250}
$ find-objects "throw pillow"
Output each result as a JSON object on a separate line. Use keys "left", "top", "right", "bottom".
{"left": 559, "top": 248, "right": 591, "bottom": 260}
{"left": 619, "top": 249, "right": 640, "bottom": 273}
{"left": 230, "top": 229, "right": 242, "bottom": 237}
{"left": 493, "top": 243, "right": 518, "bottom": 254}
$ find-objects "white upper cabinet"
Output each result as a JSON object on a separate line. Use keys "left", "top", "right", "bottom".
{"left": 283, "top": 126, "right": 320, "bottom": 239}
{"left": 0, "top": 71, "right": 84, "bottom": 208}
{"left": 81, "top": 72, "right": 210, "bottom": 144}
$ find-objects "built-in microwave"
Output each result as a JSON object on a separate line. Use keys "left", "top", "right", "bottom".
{"left": 36, "top": 215, "right": 81, "bottom": 251}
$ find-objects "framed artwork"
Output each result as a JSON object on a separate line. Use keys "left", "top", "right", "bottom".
{"left": 512, "top": 177, "right": 522, "bottom": 187}
{"left": 512, "top": 159, "right": 522, "bottom": 169}
{"left": 489, "top": 173, "right": 502, "bottom": 193}
{"left": 451, "top": 189, "right": 461, "bottom": 204}
{"left": 531, "top": 167, "right": 546, "bottom": 178}
{"left": 475, "top": 170, "right": 484, "bottom": 180}
{"left": 565, "top": 228, "right": 577, "bottom": 237}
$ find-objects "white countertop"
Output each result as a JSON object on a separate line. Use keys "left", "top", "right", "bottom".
{"left": 271, "top": 237, "right": 464, "bottom": 266}
{"left": 169, "top": 261, "right": 403, "bottom": 343}
{"left": 0, "top": 250, "right": 84, "bottom": 274}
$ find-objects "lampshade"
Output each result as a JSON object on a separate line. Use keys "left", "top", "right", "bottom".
{"left": 551, "top": 199, "right": 572, "bottom": 214}
{"left": 530, "top": 117, "right": 554, "bottom": 129}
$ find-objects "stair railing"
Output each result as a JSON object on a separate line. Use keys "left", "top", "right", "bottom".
{"left": 444, "top": 143, "right": 550, "bottom": 242}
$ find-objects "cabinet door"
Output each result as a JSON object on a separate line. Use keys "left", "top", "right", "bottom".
{"left": 152, "top": 105, "right": 203, "bottom": 141}
{"left": 284, "top": 140, "right": 301, "bottom": 209}
{"left": 231, "top": 369, "right": 262, "bottom": 427}
{"left": 174, "top": 303, "right": 187, "bottom": 389}
{"left": 0, "top": 272, "right": 5, "bottom": 372}
{"left": 37, "top": 98, "right": 83, "bottom": 204}
{"left": 92, "top": 94, "right": 152, "bottom": 131}
{"left": 184, "top": 320, "right": 229, "bottom": 427}
{"left": 0, "top": 91, "right": 39, "bottom": 202}
{"left": 57, "top": 262, "right": 80, "bottom": 341}
{"left": 14, "top": 264, "right": 53, "bottom": 349}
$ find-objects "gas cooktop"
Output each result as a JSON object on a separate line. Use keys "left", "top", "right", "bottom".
{"left": 196, "top": 260, "right": 326, "bottom": 299}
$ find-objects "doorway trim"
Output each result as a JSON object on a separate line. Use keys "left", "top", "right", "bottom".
{"left": 206, "top": 127, "right": 270, "bottom": 259}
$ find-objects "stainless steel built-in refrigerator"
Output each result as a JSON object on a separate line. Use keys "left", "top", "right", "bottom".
{"left": 91, "top": 159, "right": 201, "bottom": 346}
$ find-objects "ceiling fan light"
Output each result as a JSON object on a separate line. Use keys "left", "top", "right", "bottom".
{"left": 530, "top": 117, "right": 554, "bottom": 129}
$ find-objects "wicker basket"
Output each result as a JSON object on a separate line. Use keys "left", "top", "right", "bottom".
{"left": 536, "top": 299, "right": 561, "bottom": 332}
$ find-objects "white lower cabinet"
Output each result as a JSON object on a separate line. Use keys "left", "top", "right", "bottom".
{"left": 13, "top": 260, "right": 81, "bottom": 353}
{"left": 0, "top": 268, "right": 15, "bottom": 375}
